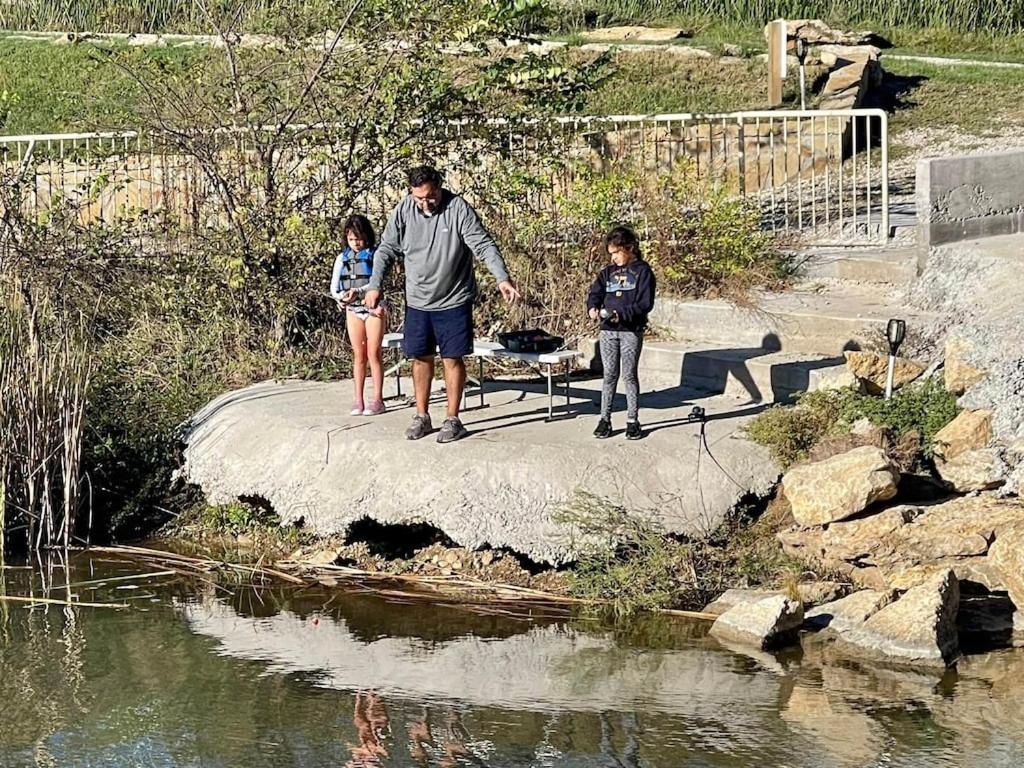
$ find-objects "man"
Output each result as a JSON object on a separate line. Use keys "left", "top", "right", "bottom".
{"left": 364, "top": 165, "right": 520, "bottom": 443}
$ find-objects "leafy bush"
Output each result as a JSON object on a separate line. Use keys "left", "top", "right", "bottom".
{"left": 480, "top": 159, "right": 790, "bottom": 342}
{"left": 834, "top": 376, "right": 959, "bottom": 458}
{"left": 556, "top": 492, "right": 698, "bottom": 616}
{"left": 744, "top": 377, "right": 959, "bottom": 468}
{"left": 742, "top": 390, "right": 844, "bottom": 468}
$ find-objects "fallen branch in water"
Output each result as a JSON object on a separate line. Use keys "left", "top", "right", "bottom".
{"left": 88, "top": 545, "right": 718, "bottom": 621}
{"left": 0, "top": 594, "right": 129, "bottom": 609}
{"left": 89, "top": 544, "right": 304, "bottom": 585}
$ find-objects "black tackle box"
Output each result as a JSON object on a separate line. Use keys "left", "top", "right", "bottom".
{"left": 497, "top": 329, "right": 564, "bottom": 354}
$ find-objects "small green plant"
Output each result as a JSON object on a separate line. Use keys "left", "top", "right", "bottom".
{"left": 744, "top": 377, "right": 959, "bottom": 468}
{"left": 556, "top": 492, "right": 697, "bottom": 617}
{"left": 834, "top": 376, "right": 959, "bottom": 458}
{"left": 742, "top": 390, "right": 844, "bottom": 468}
{"left": 198, "top": 501, "right": 278, "bottom": 535}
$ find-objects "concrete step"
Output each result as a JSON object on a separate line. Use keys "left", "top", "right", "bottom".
{"left": 649, "top": 285, "right": 937, "bottom": 356}
{"left": 794, "top": 246, "right": 918, "bottom": 285}
{"left": 639, "top": 342, "right": 845, "bottom": 402}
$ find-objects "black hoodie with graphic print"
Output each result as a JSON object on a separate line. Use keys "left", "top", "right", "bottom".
{"left": 586, "top": 259, "right": 656, "bottom": 332}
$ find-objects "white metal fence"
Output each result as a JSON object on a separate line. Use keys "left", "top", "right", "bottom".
{"left": 0, "top": 108, "right": 889, "bottom": 241}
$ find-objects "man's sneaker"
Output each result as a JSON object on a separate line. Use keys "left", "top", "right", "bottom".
{"left": 406, "top": 413, "right": 433, "bottom": 440}
{"left": 593, "top": 419, "right": 612, "bottom": 439}
{"left": 625, "top": 421, "right": 643, "bottom": 440}
{"left": 350, "top": 401, "right": 365, "bottom": 416}
{"left": 436, "top": 417, "right": 468, "bottom": 444}
{"left": 362, "top": 399, "right": 386, "bottom": 416}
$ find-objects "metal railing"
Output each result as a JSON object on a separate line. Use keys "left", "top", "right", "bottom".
{"left": 0, "top": 109, "right": 890, "bottom": 241}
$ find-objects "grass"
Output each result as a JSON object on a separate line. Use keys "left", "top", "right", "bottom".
{"left": 584, "top": 52, "right": 771, "bottom": 114}
{"left": 2, "top": 32, "right": 1024, "bottom": 139}
{"left": 556, "top": 490, "right": 808, "bottom": 617}
{"left": 880, "top": 58, "right": 1024, "bottom": 140}
{"left": 0, "top": 36, "right": 207, "bottom": 135}
{"left": 553, "top": 1, "right": 1024, "bottom": 38}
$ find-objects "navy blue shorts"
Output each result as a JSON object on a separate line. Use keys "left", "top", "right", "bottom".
{"left": 403, "top": 303, "right": 474, "bottom": 359}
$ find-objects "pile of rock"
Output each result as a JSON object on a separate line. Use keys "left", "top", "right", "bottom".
{"left": 763, "top": 19, "right": 887, "bottom": 111}
{"left": 704, "top": 569, "right": 964, "bottom": 668}
{"left": 713, "top": 335, "right": 1023, "bottom": 666}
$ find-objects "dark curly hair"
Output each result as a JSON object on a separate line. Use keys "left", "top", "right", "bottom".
{"left": 406, "top": 165, "right": 443, "bottom": 188}
{"left": 343, "top": 214, "right": 376, "bottom": 249}
{"left": 605, "top": 225, "right": 641, "bottom": 258}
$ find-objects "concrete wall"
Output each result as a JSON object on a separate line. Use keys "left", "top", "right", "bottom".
{"left": 917, "top": 149, "right": 1024, "bottom": 254}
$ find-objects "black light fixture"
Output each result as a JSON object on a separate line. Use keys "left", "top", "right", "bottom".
{"left": 884, "top": 318, "right": 907, "bottom": 399}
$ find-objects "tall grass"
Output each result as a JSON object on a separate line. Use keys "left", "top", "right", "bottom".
{"left": 557, "top": 0, "right": 1024, "bottom": 35}
{"left": 0, "top": 0, "right": 343, "bottom": 34}
{"left": 0, "top": 284, "right": 93, "bottom": 552}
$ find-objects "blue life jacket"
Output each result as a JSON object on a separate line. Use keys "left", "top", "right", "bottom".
{"left": 338, "top": 247, "right": 375, "bottom": 290}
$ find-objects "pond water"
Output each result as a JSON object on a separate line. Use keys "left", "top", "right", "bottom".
{"left": 1, "top": 554, "right": 1022, "bottom": 767}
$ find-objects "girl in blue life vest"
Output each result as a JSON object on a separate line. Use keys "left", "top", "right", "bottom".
{"left": 330, "top": 214, "right": 387, "bottom": 416}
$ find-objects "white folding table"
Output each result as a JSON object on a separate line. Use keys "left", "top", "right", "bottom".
{"left": 381, "top": 333, "right": 581, "bottom": 420}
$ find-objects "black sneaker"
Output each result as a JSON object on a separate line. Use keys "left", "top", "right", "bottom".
{"left": 593, "top": 419, "right": 612, "bottom": 439}
{"left": 625, "top": 421, "right": 642, "bottom": 440}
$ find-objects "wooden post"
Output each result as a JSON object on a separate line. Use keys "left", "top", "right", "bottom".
{"left": 768, "top": 19, "right": 787, "bottom": 107}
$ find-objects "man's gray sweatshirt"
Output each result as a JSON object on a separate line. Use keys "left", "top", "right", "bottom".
{"left": 366, "top": 191, "right": 510, "bottom": 311}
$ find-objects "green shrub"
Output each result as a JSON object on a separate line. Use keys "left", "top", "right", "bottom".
{"left": 833, "top": 375, "right": 959, "bottom": 458}
{"left": 742, "top": 390, "right": 844, "bottom": 467}
{"left": 556, "top": 492, "right": 697, "bottom": 616}
{"left": 744, "top": 377, "right": 959, "bottom": 468}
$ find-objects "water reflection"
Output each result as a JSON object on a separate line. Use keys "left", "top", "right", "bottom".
{"left": 0, "top": 556, "right": 1023, "bottom": 767}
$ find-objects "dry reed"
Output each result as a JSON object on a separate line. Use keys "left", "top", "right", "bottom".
{"left": 0, "top": 283, "right": 94, "bottom": 553}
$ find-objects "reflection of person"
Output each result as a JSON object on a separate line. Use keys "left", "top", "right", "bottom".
{"left": 330, "top": 214, "right": 387, "bottom": 417}
{"left": 438, "top": 711, "right": 472, "bottom": 768}
{"left": 587, "top": 226, "right": 656, "bottom": 441}
{"left": 345, "top": 690, "right": 390, "bottom": 767}
{"left": 408, "top": 707, "right": 434, "bottom": 766}
{"left": 364, "top": 165, "right": 520, "bottom": 443}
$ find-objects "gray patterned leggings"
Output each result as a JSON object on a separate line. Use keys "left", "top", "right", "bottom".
{"left": 599, "top": 330, "right": 644, "bottom": 422}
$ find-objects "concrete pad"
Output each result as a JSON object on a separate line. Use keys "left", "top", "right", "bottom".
{"left": 181, "top": 377, "right": 780, "bottom": 564}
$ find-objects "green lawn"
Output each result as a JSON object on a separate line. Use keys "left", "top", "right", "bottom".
{"left": 881, "top": 57, "right": 1024, "bottom": 138}
{"left": 0, "top": 37, "right": 206, "bottom": 135}
{"left": 1, "top": 33, "right": 1022, "bottom": 141}
{"left": 584, "top": 52, "right": 775, "bottom": 115}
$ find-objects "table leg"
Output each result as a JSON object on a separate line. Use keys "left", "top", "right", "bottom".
{"left": 479, "top": 356, "right": 486, "bottom": 408}
{"left": 564, "top": 362, "right": 571, "bottom": 410}
{"left": 547, "top": 363, "right": 554, "bottom": 420}
{"left": 395, "top": 355, "right": 403, "bottom": 398}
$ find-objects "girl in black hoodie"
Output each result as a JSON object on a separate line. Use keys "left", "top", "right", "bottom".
{"left": 586, "top": 226, "right": 656, "bottom": 440}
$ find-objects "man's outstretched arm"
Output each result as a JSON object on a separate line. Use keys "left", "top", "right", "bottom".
{"left": 364, "top": 206, "right": 403, "bottom": 306}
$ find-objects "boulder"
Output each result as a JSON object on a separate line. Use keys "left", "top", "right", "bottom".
{"left": 778, "top": 496, "right": 1024, "bottom": 592}
{"left": 709, "top": 596, "right": 804, "bottom": 650}
{"left": 932, "top": 409, "right": 993, "bottom": 461}
{"left": 936, "top": 448, "right": 1007, "bottom": 493}
{"left": 944, "top": 333, "right": 989, "bottom": 395}
{"left": 702, "top": 588, "right": 778, "bottom": 617}
{"left": 835, "top": 569, "right": 960, "bottom": 667}
{"left": 805, "top": 589, "right": 896, "bottom": 633}
{"left": 765, "top": 19, "right": 881, "bottom": 47}
{"left": 703, "top": 582, "right": 846, "bottom": 616}
{"left": 783, "top": 446, "right": 899, "bottom": 527}
{"left": 844, "top": 351, "right": 926, "bottom": 395}
{"left": 989, "top": 525, "right": 1024, "bottom": 611}
{"left": 821, "top": 506, "right": 919, "bottom": 561}
{"left": 583, "top": 26, "right": 688, "bottom": 43}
